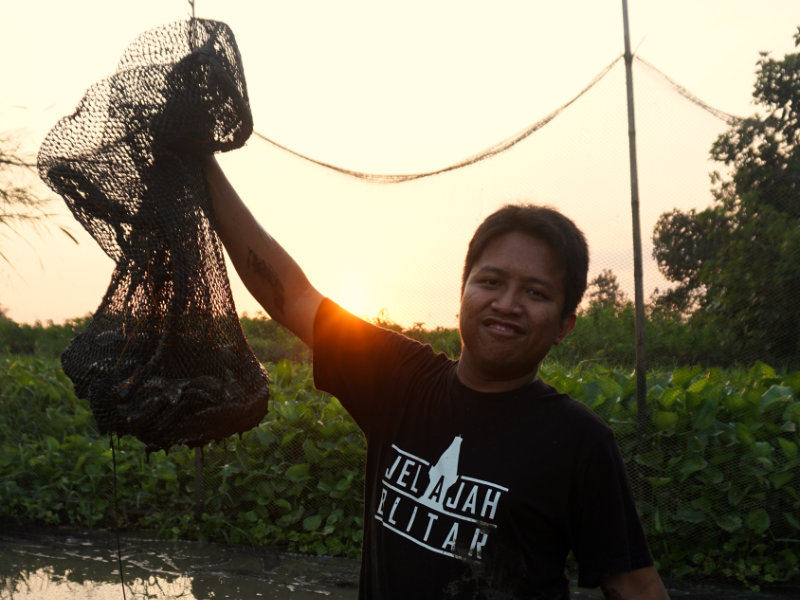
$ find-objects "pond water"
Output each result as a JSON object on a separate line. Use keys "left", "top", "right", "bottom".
{"left": 0, "top": 523, "right": 359, "bottom": 600}
{"left": 1, "top": 523, "right": 798, "bottom": 599}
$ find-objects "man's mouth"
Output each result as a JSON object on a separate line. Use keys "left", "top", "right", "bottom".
{"left": 483, "top": 316, "right": 525, "bottom": 336}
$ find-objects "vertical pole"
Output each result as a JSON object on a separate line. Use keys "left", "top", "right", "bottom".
{"left": 195, "top": 446, "right": 204, "bottom": 522}
{"left": 621, "top": 0, "right": 649, "bottom": 443}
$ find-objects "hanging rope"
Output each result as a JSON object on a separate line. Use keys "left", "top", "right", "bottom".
{"left": 634, "top": 55, "right": 743, "bottom": 125}
{"left": 253, "top": 54, "right": 624, "bottom": 183}
{"left": 111, "top": 434, "right": 127, "bottom": 600}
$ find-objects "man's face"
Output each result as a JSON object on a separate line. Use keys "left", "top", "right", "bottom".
{"left": 457, "top": 232, "right": 575, "bottom": 392}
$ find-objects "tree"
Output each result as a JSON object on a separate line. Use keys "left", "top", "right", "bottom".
{"left": 0, "top": 134, "right": 74, "bottom": 264}
{"left": 586, "top": 269, "right": 628, "bottom": 310}
{"left": 651, "top": 27, "right": 800, "bottom": 367}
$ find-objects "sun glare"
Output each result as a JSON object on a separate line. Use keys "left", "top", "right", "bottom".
{"left": 334, "top": 278, "right": 374, "bottom": 320}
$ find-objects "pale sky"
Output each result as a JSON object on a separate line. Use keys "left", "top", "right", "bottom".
{"left": 1, "top": 1, "right": 798, "bottom": 328}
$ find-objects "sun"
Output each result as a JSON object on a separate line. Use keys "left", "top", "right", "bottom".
{"left": 333, "top": 277, "right": 374, "bottom": 320}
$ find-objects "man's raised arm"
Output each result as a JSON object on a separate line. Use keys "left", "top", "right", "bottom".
{"left": 203, "top": 155, "right": 323, "bottom": 348}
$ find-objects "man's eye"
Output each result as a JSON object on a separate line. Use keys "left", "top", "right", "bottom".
{"left": 527, "top": 288, "right": 545, "bottom": 298}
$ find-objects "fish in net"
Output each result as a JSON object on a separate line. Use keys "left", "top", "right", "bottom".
{"left": 37, "top": 19, "right": 269, "bottom": 453}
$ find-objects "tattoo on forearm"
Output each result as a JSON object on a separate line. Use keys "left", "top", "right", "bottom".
{"left": 247, "top": 248, "right": 286, "bottom": 316}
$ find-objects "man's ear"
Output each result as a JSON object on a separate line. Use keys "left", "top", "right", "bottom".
{"left": 554, "top": 313, "right": 576, "bottom": 345}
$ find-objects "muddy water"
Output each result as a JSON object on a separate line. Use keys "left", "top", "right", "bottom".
{"left": 1, "top": 524, "right": 798, "bottom": 599}
{"left": 0, "top": 524, "right": 358, "bottom": 600}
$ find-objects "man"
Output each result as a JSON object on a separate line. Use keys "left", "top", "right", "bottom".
{"left": 203, "top": 155, "right": 670, "bottom": 600}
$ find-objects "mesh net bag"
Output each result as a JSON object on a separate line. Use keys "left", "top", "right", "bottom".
{"left": 37, "top": 19, "right": 269, "bottom": 453}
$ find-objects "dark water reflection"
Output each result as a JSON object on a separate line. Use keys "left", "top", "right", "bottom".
{"left": 1, "top": 524, "right": 798, "bottom": 599}
{"left": 0, "top": 523, "right": 359, "bottom": 599}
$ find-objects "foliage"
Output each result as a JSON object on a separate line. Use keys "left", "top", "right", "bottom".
{"left": 0, "top": 356, "right": 365, "bottom": 557}
{"left": 651, "top": 27, "right": 800, "bottom": 369}
{"left": 0, "top": 134, "right": 75, "bottom": 263}
{"left": 401, "top": 322, "right": 462, "bottom": 358}
{"left": 369, "top": 310, "right": 462, "bottom": 358}
{"left": 0, "top": 311, "right": 456, "bottom": 365}
{"left": 0, "top": 316, "right": 89, "bottom": 359}
{"left": 540, "top": 360, "right": 800, "bottom": 589}
{"left": 239, "top": 312, "right": 310, "bottom": 363}
{"left": 586, "top": 268, "right": 628, "bottom": 310}
{"left": 548, "top": 294, "right": 735, "bottom": 370}
{"left": 2, "top": 354, "right": 799, "bottom": 589}
{"left": 0, "top": 294, "right": 757, "bottom": 374}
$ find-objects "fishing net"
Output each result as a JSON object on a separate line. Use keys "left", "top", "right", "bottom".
{"left": 37, "top": 19, "right": 269, "bottom": 453}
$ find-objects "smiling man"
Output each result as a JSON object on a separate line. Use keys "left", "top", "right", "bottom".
{"left": 203, "top": 155, "right": 670, "bottom": 600}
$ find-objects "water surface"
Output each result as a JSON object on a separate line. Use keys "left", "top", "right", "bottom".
{"left": 2, "top": 523, "right": 798, "bottom": 599}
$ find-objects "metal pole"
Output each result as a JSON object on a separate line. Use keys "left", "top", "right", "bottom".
{"left": 621, "top": 0, "right": 649, "bottom": 442}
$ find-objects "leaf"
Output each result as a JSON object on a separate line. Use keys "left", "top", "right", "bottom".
{"left": 687, "top": 376, "right": 709, "bottom": 395}
{"left": 734, "top": 423, "right": 755, "bottom": 447}
{"left": 657, "top": 387, "right": 682, "bottom": 410}
{"left": 285, "top": 463, "right": 311, "bottom": 482}
{"left": 745, "top": 509, "right": 771, "bottom": 534}
{"left": 769, "top": 471, "right": 794, "bottom": 490}
{"left": 760, "top": 385, "right": 793, "bottom": 415}
{"left": 303, "top": 514, "right": 323, "bottom": 532}
{"left": 302, "top": 439, "right": 323, "bottom": 463}
{"left": 696, "top": 467, "right": 724, "bottom": 486}
{"left": 653, "top": 410, "right": 679, "bottom": 432}
{"left": 645, "top": 477, "right": 672, "bottom": 487}
{"left": 785, "top": 512, "right": 800, "bottom": 532}
{"left": 254, "top": 426, "right": 278, "bottom": 446}
{"left": 783, "top": 401, "right": 800, "bottom": 425}
{"left": 751, "top": 441, "right": 774, "bottom": 459}
{"left": 686, "top": 377, "right": 709, "bottom": 409}
{"left": 723, "top": 393, "right": 747, "bottom": 414}
{"left": 715, "top": 515, "right": 742, "bottom": 533}
{"left": 749, "top": 361, "right": 777, "bottom": 382}
{"left": 675, "top": 507, "right": 707, "bottom": 524}
{"left": 635, "top": 449, "right": 664, "bottom": 469}
{"left": 671, "top": 366, "right": 703, "bottom": 389}
{"left": 678, "top": 455, "right": 708, "bottom": 481}
{"left": 274, "top": 498, "right": 291, "bottom": 512}
{"left": 777, "top": 437, "right": 798, "bottom": 460}
{"left": 692, "top": 398, "right": 718, "bottom": 430}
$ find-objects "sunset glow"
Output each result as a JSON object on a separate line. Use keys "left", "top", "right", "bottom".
{"left": 1, "top": 2, "right": 797, "bottom": 329}
{"left": 332, "top": 277, "right": 375, "bottom": 322}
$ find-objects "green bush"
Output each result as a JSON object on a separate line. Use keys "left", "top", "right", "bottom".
{"left": 0, "top": 356, "right": 364, "bottom": 557}
{"left": 0, "top": 316, "right": 89, "bottom": 359}
{"left": 541, "top": 360, "right": 800, "bottom": 588}
{"left": 239, "top": 313, "right": 310, "bottom": 363}
{"left": 1, "top": 354, "right": 798, "bottom": 588}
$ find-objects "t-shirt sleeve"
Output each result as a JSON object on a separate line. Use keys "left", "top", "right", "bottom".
{"left": 312, "top": 297, "right": 434, "bottom": 431}
{"left": 570, "top": 430, "right": 654, "bottom": 588}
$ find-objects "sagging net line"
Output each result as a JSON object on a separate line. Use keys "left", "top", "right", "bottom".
{"left": 254, "top": 54, "right": 622, "bottom": 183}
{"left": 252, "top": 54, "right": 742, "bottom": 183}
{"left": 37, "top": 19, "right": 268, "bottom": 453}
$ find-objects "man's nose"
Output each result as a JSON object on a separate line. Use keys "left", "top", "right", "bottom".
{"left": 491, "top": 287, "right": 522, "bottom": 313}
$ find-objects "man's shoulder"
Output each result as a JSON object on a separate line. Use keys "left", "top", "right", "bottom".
{"left": 533, "top": 378, "right": 614, "bottom": 436}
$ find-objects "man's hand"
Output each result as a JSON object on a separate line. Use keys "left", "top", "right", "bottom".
{"left": 600, "top": 566, "right": 670, "bottom": 600}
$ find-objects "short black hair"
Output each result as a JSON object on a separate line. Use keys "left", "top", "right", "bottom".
{"left": 461, "top": 204, "right": 589, "bottom": 317}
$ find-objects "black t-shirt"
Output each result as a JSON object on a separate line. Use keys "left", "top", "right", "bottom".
{"left": 313, "top": 299, "right": 653, "bottom": 599}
